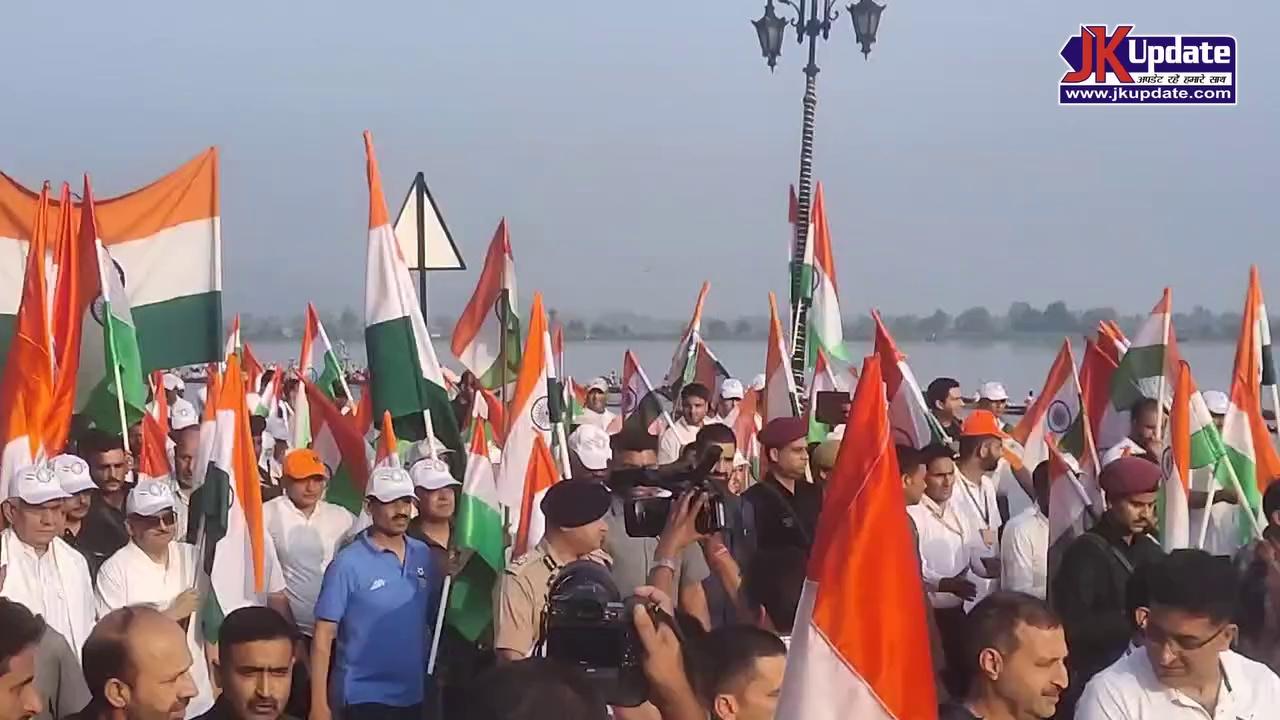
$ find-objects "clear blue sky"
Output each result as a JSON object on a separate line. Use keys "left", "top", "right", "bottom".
{"left": 1, "top": 1, "right": 1276, "bottom": 321}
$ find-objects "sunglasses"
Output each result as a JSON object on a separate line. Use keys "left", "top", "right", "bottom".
{"left": 130, "top": 511, "right": 178, "bottom": 529}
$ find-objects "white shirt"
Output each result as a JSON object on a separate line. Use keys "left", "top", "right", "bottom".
{"left": 0, "top": 530, "right": 95, "bottom": 658}
{"left": 996, "top": 457, "right": 1034, "bottom": 520}
{"left": 1000, "top": 507, "right": 1048, "bottom": 599}
{"left": 1077, "top": 648, "right": 1280, "bottom": 720}
{"left": 575, "top": 407, "right": 619, "bottom": 433}
{"left": 952, "top": 468, "right": 1003, "bottom": 554}
{"left": 907, "top": 498, "right": 988, "bottom": 609}
{"left": 1189, "top": 466, "right": 1245, "bottom": 558}
{"left": 94, "top": 542, "right": 214, "bottom": 718}
{"left": 172, "top": 485, "right": 195, "bottom": 541}
{"left": 263, "top": 496, "right": 355, "bottom": 635}
{"left": 658, "top": 418, "right": 702, "bottom": 464}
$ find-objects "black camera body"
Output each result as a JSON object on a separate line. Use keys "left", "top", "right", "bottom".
{"left": 612, "top": 445, "right": 729, "bottom": 538}
{"left": 543, "top": 560, "right": 648, "bottom": 707}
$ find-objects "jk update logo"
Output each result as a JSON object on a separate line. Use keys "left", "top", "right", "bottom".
{"left": 1059, "top": 25, "right": 1236, "bottom": 105}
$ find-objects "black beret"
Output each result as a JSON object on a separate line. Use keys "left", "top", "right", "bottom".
{"left": 540, "top": 479, "right": 611, "bottom": 529}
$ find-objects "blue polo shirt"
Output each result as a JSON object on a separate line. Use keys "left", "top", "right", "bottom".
{"left": 314, "top": 531, "right": 436, "bottom": 708}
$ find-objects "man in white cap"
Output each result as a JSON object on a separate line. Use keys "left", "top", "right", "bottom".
{"left": 263, "top": 449, "right": 354, "bottom": 649}
{"left": 567, "top": 424, "right": 612, "bottom": 482}
{"left": 713, "top": 378, "right": 745, "bottom": 426}
{"left": 574, "top": 377, "right": 617, "bottom": 432}
{"left": 0, "top": 466, "right": 95, "bottom": 659}
{"left": 51, "top": 454, "right": 97, "bottom": 551}
{"left": 1189, "top": 390, "right": 1244, "bottom": 557}
{"left": 407, "top": 458, "right": 461, "bottom": 568}
{"left": 311, "top": 467, "right": 437, "bottom": 720}
{"left": 94, "top": 479, "right": 215, "bottom": 717}
{"left": 259, "top": 416, "right": 290, "bottom": 498}
{"left": 976, "top": 381, "right": 1012, "bottom": 432}
{"left": 162, "top": 372, "right": 197, "bottom": 425}
{"left": 168, "top": 402, "right": 202, "bottom": 540}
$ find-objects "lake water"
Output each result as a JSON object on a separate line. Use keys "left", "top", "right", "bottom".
{"left": 250, "top": 337, "right": 1245, "bottom": 398}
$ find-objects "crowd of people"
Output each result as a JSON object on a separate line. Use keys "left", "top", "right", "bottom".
{"left": 3, "top": 370, "right": 1280, "bottom": 720}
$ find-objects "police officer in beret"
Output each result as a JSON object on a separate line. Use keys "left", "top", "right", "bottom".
{"left": 742, "top": 416, "right": 823, "bottom": 555}
{"left": 493, "top": 480, "right": 612, "bottom": 663}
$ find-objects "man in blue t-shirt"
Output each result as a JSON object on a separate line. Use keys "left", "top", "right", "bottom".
{"left": 309, "top": 467, "right": 437, "bottom": 720}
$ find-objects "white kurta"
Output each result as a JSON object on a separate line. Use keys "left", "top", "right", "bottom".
{"left": 0, "top": 530, "right": 95, "bottom": 659}
{"left": 658, "top": 418, "right": 702, "bottom": 464}
{"left": 95, "top": 542, "right": 214, "bottom": 718}
{"left": 906, "top": 498, "right": 989, "bottom": 610}
{"left": 574, "top": 407, "right": 618, "bottom": 432}
{"left": 263, "top": 496, "right": 354, "bottom": 635}
{"left": 1000, "top": 507, "right": 1048, "bottom": 600}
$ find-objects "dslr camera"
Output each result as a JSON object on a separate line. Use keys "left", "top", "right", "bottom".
{"left": 611, "top": 444, "right": 729, "bottom": 538}
{"left": 542, "top": 560, "right": 649, "bottom": 707}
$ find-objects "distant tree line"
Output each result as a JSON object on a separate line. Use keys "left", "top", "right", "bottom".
{"left": 237, "top": 301, "right": 1269, "bottom": 344}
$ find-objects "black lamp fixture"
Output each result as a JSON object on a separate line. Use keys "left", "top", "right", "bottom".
{"left": 753, "top": 1, "right": 788, "bottom": 71}
{"left": 848, "top": 0, "right": 885, "bottom": 59}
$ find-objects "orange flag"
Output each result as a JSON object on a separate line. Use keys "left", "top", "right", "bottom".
{"left": 0, "top": 184, "right": 55, "bottom": 495}
{"left": 777, "top": 355, "right": 937, "bottom": 720}
{"left": 376, "top": 410, "right": 399, "bottom": 468}
{"left": 48, "top": 179, "right": 96, "bottom": 451}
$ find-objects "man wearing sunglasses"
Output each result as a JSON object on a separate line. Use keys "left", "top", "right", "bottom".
{"left": 1076, "top": 549, "right": 1280, "bottom": 719}
{"left": 94, "top": 479, "right": 216, "bottom": 717}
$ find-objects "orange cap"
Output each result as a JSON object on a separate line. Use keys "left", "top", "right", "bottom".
{"left": 283, "top": 448, "right": 329, "bottom": 480}
{"left": 960, "top": 410, "right": 1009, "bottom": 439}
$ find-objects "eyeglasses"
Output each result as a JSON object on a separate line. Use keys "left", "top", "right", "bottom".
{"left": 1140, "top": 617, "right": 1230, "bottom": 653}
{"left": 130, "top": 511, "right": 178, "bottom": 530}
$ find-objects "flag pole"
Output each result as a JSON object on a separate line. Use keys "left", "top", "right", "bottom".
{"left": 499, "top": 289, "right": 510, "bottom": 415}
{"left": 1217, "top": 456, "right": 1264, "bottom": 541}
{"left": 427, "top": 575, "right": 452, "bottom": 675}
{"left": 1154, "top": 292, "right": 1172, "bottom": 441}
{"left": 1268, "top": 384, "right": 1280, "bottom": 444}
{"left": 415, "top": 174, "right": 429, "bottom": 327}
{"left": 95, "top": 240, "right": 133, "bottom": 456}
{"left": 1194, "top": 466, "right": 1218, "bottom": 550}
{"left": 315, "top": 319, "right": 356, "bottom": 412}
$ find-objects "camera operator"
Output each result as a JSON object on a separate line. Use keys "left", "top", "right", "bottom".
{"left": 689, "top": 423, "right": 753, "bottom": 628}
{"left": 742, "top": 417, "right": 822, "bottom": 554}
{"left": 602, "top": 459, "right": 714, "bottom": 630}
{"left": 494, "top": 480, "right": 612, "bottom": 663}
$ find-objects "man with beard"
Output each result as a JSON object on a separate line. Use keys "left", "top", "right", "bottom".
{"left": 1076, "top": 550, "right": 1280, "bottom": 719}
{"left": 659, "top": 383, "right": 712, "bottom": 464}
{"left": 1051, "top": 456, "right": 1165, "bottom": 717}
{"left": 196, "top": 608, "right": 298, "bottom": 720}
{"left": 952, "top": 411, "right": 1007, "bottom": 565}
{"left": 310, "top": 468, "right": 436, "bottom": 720}
{"left": 939, "top": 592, "right": 1069, "bottom": 720}
{"left": 168, "top": 405, "right": 201, "bottom": 540}
{"left": 690, "top": 423, "right": 752, "bottom": 628}
{"left": 76, "top": 430, "right": 133, "bottom": 578}
{"left": 71, "top": 606, "right": 199, "bottom": 720}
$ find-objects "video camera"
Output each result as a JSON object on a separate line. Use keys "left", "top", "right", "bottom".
{"left": 542, "top": 560, "right": 649, "bottom": 707}
{"left": 610, "top": 444, "right": 728, "bottom": 538}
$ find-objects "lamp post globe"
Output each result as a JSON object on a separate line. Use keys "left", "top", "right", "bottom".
{"left": 753, "top": 2, "right": 788, "bottom": 70}
{"left": 848, "top": 0, "right": 885, "bottom": 59}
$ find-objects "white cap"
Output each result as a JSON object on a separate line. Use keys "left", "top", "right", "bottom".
{"left": 162, "top": 372, "right": 185, "bottom": 392}
{"left": 126, "top": 480, "right": 176, "bottom": 517}
{"left": 568, "top": 424, "right": 612, "bottom": 471}
{"left": 404, "top": 438, "right": 454, "bottom": 467}
{"left": 170, "top": 401, "right": 199, "bottom": 432}
{"left": 750, "top": 374, "right": 767, "bottom": 391}
{"left": 732, "top": 450, "right": 749, "bottom": 469}
{"left": 410, "top": 458, "right": 460, "bottom": 491}
{"left": 50, "top": 454, "right": 96, "bottom": 495}
{"left": 8, "top": 465, "right": 72, "bottom": 505}
{"left": 1203, "top": 390, "right": 1230, "bottom": 416}
{"left": 366, "top": 467, "right": 416, "bottom": 503}
{"left": 719, "top": 379, "right": 744, "bottom": 400}
{"left": 587, "top": 377, "right": 609, "bottom": 393}
{"left": 978, "top": 382, "right": 1009, "bottom": 402}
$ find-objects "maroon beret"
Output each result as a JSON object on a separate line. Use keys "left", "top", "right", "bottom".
{"left": 758, "top": 417, "right": 808, "bottom": 449}
{"left": 1099, "top": 456, "right": 1161, "bottom": 497}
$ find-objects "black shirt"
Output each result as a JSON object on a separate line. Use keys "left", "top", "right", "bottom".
{"left": 742, "top": 473, "right": 822, "bottom": 553}
{"left": 1051, "top": 518, "right": 1165, "bottom": 683}
{"left": 937, "top": 703, "right": 979, "bottom": 720}
{"left": 76, "top": 494, "right": 129, "bottom": 578}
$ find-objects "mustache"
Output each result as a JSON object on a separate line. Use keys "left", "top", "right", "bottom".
{"left": 392, "top": 514, "right": 411, "bottom": 521}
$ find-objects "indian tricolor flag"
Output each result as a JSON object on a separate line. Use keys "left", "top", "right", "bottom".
{"left": 192, "top": 364, "right": 221, "bottom": 491}
{"left": 198, "top": 354, "right": 268, "bottom": 641}
{"left": 778, "top": 355, "right": 937, "bottom": 720}
{"left": 304, "top": 379, "right": 370, "bottom": 515}
{"left": 292, "top": 303, "right": 346, "bottom": 448}
{"left": 503, "top": 293, "right": 558, "bottom": 554}
{"left": 801, "top": 183, "right": 849, "bottom": 366}
{"left": 1223, "top": 268, "right": 1280, "bottom": 539}
{"left": 1168, "top": 361, "right": 1226, "bottom": 552}
{"left": 1012, "top": 340, "right": 1083, "bottom": 476}
{"left": 137, "top": 411, "right": 172, "bottom": 484}
{"left": 446, "top": 415, "right": 505, "bottom": 642}
{"left": 1079, "top": 333, "right": 1127, "bottom": 454}
{"left": 1046, "top": 439, "right": 1098, "bottom": 546}
{"left": 663, "top": 282, "right": 710, "bottom": 393}
{"left": 361, "top": 132, "right": 460, "bottom": 455}
{"left": 620, "top": 350, "right": 669, "bottom": 436}
{"left": 48, "top": 179, "right": 97, "bottom": 452}
{"left": 0, "top": 184, "right": 53, "bottom": 498}
{"left": 763, "top": 292, "right": 799, "bottom": 423}
{"left": 1109, "top": 289, "right": 1176, "bottom": 417}
{"left": 451, "top": 219, "right": 521, "bottom": 390}
{"left": 872, "top": 310, "right": 940, "bottom": 449}
{"left": 224, "top": 314, "right": 241, "bottom": 361}
{"left": 0, "top": 150, "right": 222, "bottom": 371}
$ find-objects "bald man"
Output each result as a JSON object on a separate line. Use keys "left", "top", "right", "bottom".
{"left": 74, "top": 607, "right": 198, "bottom": 720}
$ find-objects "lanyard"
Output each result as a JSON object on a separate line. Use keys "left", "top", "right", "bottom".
{"left": 924, "top": 499, "right": 965, "bottom": 539}
{"left": 958, "top": 472, "right": 991, "bottom": 527}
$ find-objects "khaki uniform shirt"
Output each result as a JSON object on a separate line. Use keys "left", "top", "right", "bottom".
{"left": 493, "top": 540, "right": 609, "bottom": 658}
